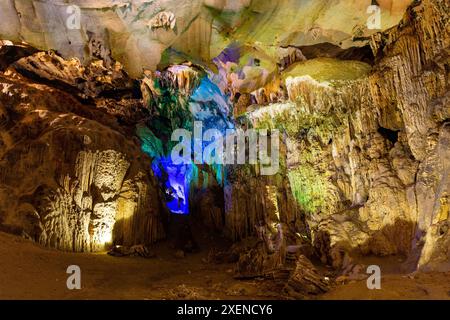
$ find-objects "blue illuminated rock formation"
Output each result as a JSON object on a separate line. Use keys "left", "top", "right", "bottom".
{"left": 138, "top": 67, "right": 234, "bottom": 215}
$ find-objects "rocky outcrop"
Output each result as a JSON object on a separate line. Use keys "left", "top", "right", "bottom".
{"left": 224, "top": 166, "right": 305, "bottom": 242}
{"left": 367, "top": 0, "right": 449, "bottom": 270}
{"left": 0, "top": 41, "right": 38, "bottom": 71}
{"left": 0, "top": 55, "right": 165, "bottom": 252}
{"left": 245, "top": 0, "right": 449, "bottom": 271}
{"left": 0, "top": 0, "right": 410, "bottom": 77}
{"left": 277, "top": 47, "right": 306, "bottom": 71}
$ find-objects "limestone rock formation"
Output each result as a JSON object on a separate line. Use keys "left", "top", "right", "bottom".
{"left": 0, "top": 0, "right": 448, "bottom": 302}
{"left": 283, "top": 255, "right": 330, "bottom": 299}
{"left": 0, "top": 0, "right": 411, "bottom": 77}
{"left": 245, "top": 0, "right": 449, "bottom": 271}
{"left": 0, "top": 53, "right": 165, "bottom": 252}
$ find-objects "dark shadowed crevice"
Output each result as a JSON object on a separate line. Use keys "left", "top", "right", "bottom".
{"left": 284, "top": 42, "right": 375, "bottom": 65}
{"left": 378, "top": 126, "right": 400, "bottom": 144}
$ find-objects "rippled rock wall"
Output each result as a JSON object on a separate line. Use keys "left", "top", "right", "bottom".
{"left": 246, "top": 0, "right": 449, "bottom": 271}
{"left": 0, "top": 56, "right": 165, "bottom": 252}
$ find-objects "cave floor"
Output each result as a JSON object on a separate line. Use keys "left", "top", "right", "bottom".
{"left": 0, "top": 232, "right": 449, "bottom": 300}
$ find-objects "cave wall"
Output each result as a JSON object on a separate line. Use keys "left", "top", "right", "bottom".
{"left": 0, "top": 0, "right": 411, "bottom": 77}
{"left": 0, "top": 56, "right": 165, "bottom": 252}
{"left": 246, "top": 0, "right": 449, "bottom": 271}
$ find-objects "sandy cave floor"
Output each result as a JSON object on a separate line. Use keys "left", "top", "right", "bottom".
{"left": 0, "top": 232, "right": 449, "bottom": 300}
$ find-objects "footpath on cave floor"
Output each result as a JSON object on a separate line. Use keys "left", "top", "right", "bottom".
{"left": 0, "top": 231, "right": 449, "bottom": 300}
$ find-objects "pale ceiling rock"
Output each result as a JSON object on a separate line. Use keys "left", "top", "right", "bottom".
{"left": 0, "top": 68, "right": 165, "bottom": 252}
{"left": 0, "top": 0, "right": 411, "bottom": 77}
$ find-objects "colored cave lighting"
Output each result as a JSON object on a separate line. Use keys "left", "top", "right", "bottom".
{"left": 189, "top": 77, "right": 234, "bottom": 136}
{"left": 152, "top": 156, "right": 192, "bottom": 215}
{"left": 138, "top": 75, "right": 235, "bottom": 215}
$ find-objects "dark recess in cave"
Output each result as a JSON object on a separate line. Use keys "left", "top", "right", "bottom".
{"left": 378, "top": 127, "right": 399, "bottom": 144}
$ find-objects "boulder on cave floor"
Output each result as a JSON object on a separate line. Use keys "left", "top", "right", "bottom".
{"left": 283, "top": 255, "right": 331, "bottom": 299}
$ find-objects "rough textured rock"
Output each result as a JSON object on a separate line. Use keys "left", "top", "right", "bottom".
{"left": 283, "top": 255, "right": 330, "bottom": 299}
{"left": 0, "top": 0, "right": 447, "bottom": 280}
{"left": 14, "top": 51, "right": 135, "bottom": 100}
{"left": 108, "top": 244, "right": 156, "bottom": 258}
{"left": 243, "top": 0, "right": 449, "bottom": 271}
{"left": 224, "top": 169, "right": 304, "bottom": 242}
{"left": 0, "top": 0, "right": 411, "bottom": 76}
{"left": 0, "top": 58, "right": 165, "bottom": 252}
